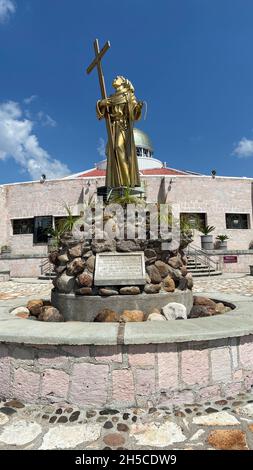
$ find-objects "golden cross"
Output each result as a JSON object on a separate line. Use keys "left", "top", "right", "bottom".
{"left": 86, "top": 39, "right": 115, "bottom": 180}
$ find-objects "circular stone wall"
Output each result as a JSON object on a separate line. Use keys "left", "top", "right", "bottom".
{"left": 51, "top": 290, "right": 193, "bottom": 322}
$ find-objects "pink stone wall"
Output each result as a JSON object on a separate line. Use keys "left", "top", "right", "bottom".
{"left": 0, "top": 175, "right": 252, "bottom": 259}
{"left": 0, "top": 335, "right": 253, "bottom": 407}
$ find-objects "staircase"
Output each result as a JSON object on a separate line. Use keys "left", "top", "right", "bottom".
{"left": 38, "top": 259, "right": 56, "bottom": 280}
{"left": 186, "top": 245, "right": 222, "bottom": 277}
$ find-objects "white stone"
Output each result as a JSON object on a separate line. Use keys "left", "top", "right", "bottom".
{"left": 190, "top": 429, "right": 205, "bottom": 441}
{"left": 129, "top": 421, "right": 186, "bottom": 447}
{"left": 39, "top": 423, "right": 102, "bottom": 450}
{"left": 10, "top": 306, "right": 30, "bottom": 316}
{"left": 0, "top": 420, "right": 42, "bottom": 445}
{"left": 162, "top": 302, "right": 187, "bottom": 320}
{"left": 193, "top": 411, "right": 239, "bottom": 426}
{"left": 0, "top": 412, "right": 9, "bottom": 425}
{"left": 235, "top": 404, "right": 253, "bottom": 417}
{"left": 147, "top": 313, "right": 166, "bottom": 321}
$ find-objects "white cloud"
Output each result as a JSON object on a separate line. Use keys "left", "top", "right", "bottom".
{"left": 23, "top": 95, "right": 38, "bottom": 105}
{"left": 37, "top": 111, "right": 57, "bottom": 128}
{"left": 0, "top": 100, "right": 71, "bottom": 180}
{"left": 233, "top": 137, "right": 253, "bottom": 158}
{"left": 97, "top": 137, "right": 106, "bottom": 157}
{"left": 0, "top": 0, "right": 16, "bottom": 23}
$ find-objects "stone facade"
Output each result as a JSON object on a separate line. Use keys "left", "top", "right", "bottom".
{"left": 0, "top": 335, "right": 252, "bottom": 407}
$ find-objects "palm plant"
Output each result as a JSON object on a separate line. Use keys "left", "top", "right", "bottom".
{"left": 216, "top": 234, "right": 229, "bottom": 242}
{"left": 199, "top": 225, "right": 215, "bottom": 235}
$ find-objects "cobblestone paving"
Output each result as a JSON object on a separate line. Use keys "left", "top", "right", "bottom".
{"left": 1, "top": 275, "right": 253, "bottom": 300}
{"left": 0, "top": 281, "right": 52, "bottom": 300}
{"left": 193, "top": 275, "right": 253, "bottom": 297}
{"left": 1, "top": 394, "right": 253, "bottom": 450}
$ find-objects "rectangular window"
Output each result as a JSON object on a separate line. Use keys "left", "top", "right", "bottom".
{"left": 33, "top": 216, "right": 53, "bottom": 244}
{"left": 13, "top": 218, "right": 34, "bottom": 235}
{"left": 180, "top": 213, "right": 206, "bottom": 231}
{"left": 226, "top": 213, "right": 250, "bottom": 229}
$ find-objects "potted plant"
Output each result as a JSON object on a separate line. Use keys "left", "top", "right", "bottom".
{"left": 199, "top": 225, "right": 215, "bottom": 250}
{"left": 216, "top": 234, "right": 229, "bottom": 249}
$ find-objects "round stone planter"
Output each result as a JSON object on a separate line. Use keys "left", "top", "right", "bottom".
{"left": 51, "top": 289, "right": 194, "bottom": 322}
{"left": 201, "top": 235, "right": 214, "bottom": 250}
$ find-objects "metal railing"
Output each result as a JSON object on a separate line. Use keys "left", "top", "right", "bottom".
{"left": 186, "top": 243, "right": 220, "bottom": 275}
{"left": 39, "top": 258, "right": 54, "bottom": 277}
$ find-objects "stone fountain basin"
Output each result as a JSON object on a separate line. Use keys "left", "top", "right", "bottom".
{"left": 51, "top": 289, "right": 194, "bottom": 322}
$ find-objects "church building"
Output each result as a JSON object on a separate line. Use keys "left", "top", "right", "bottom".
{"left": 0, "top": 128, "right": 253, "bottom": 279}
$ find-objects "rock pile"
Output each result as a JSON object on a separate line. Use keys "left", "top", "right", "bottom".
{"left": 48, "top": 232, "right": 192, "bottom": 298}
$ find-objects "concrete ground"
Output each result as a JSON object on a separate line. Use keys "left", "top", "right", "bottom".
{"left": 0, "top": 274, "right": 253, "bottom": 450}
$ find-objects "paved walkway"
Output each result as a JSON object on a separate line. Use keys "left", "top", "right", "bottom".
{"left": 0, "top": 395, "right": 253, "bottom": 450}
{"left": 0, "top": 274, "right": 253, "bottom": 301}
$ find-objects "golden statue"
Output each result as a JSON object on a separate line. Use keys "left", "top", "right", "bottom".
{"left": 96, "top": 76, "right": 143, "bottom": 188}
{"left": 86, "top": 40, "right": 143, "bottom": 190}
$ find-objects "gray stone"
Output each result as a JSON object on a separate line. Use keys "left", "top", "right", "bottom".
{"left": 162, "top": 302, "right": 187, "bottom": 320}
{"left": 146, "top": 265, "right": 162, "bottom": 284}
{"left": 68, "top": 243, "right": 84, "bottom": 259}
{"left": 178, "top": 278, "right": 188, "bottom": 290}
{"left": 56, "top": 272, "right": 75, "bottom": 293}
{"left": 116, "top": 240, "right": 142, "bottom": 252}
{"left": 91, "top": 239, "right": 116, "bottom": 253}
{"left": 188, "top": 306, "right": 211, "bottom": 318}
{"left": 154, "top": 260, "right": 170, "bottom": 277}
{"left": 167, "top": 266, "right": 182, "bottom": 281}
{"left": 144, "top": 283, "right": 161, "bottom": 294}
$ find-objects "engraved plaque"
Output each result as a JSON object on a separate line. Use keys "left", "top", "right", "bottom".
{"left": 94, "top": 252, "right": 146, "bottom": 286}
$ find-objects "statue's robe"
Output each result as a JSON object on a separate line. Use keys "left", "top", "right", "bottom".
{"left": 97, "top": 91, "right": 142, "bottom": 188}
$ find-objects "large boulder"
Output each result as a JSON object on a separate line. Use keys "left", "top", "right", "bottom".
{"left": 168, "top": 256, "right": 183, "bottom": 269}
{"left": 48, "top": 251, "right": 59, "bottom": 265}
{"left": 68, "top": 243, "right": 84, "bottom": 259}
{"left": 163, "top": 276, "right": 176, "bottom": 292}
{"left": 120, "top": 310, "right": 145, "bottom": 322}
{"left": 146, "top": 265, "right": 162, "bottom": 284}
{"left": 57, "top": 252, "right": 69, "bottom": 264}
{"left": 144, "top": 248, "right": 157, "bottom": 265}
{"left": 193, "top": 296, "right": 217, "bottom": 315}
{"left": 94, "top": 309, "right": 119, "bottom": 322}
{"left": 162, "top": 302, "right": 187, "bottom": 320}
{"left": 77, "top": 271, "right": 93, "bottom": 287}
{"left": 66, "top": 258, "right": 85, "bottom": 276}
{"left": 144, "top": 283, "right": 161, "bottom": 294}
{"left": 186, "top": 273, "right": 194, "bottom": 290}
{"left": 188, "top": 305, "right": 212, "bottom": 318}
{"left": 38, "top": 306, "right": 64, "bottom": 322}
{"left": 26, "top": 299, "right": 43, "bottom": 317}
{"left": 154, "top": 260, "right": 170, "bottom": 278}
{"left": 55, "top": 273, "right": 75, "bottom": 293}
{"left": 91, "top": 239, "right": 116, "bottom": 253}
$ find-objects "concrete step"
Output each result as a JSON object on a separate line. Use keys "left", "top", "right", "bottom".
{"left": 190, "top": 270, "right": 222, "bottom": 277}
{"left": 38, "top": 273, "right": 56, "bottom": 280}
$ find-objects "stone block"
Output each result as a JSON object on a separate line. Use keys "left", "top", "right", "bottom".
{"left": 69, "top": 363, "right": 109, "bottom": 406}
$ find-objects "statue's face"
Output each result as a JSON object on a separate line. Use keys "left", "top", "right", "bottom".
{"left": 113, "top": 76, "right": 124, "bottom": 89}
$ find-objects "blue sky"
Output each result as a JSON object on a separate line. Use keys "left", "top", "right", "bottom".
{"left": 1, "top": 0, "right": 253, "bottom": 183}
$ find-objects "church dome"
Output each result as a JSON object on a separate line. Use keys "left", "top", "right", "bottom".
{"left": 133, "top": 128, "right": 153, "bottom": 152}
